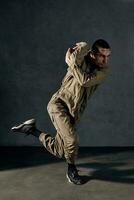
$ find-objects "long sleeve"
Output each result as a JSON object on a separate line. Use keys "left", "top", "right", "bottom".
{"left": 65, "top": 42, "right": 89, "bottom": 68}
{"left": 81, "top": 66, "right": 111, "bottom": 87}
{"left": 65, "top": 42, "right": 111, "bottom": 87}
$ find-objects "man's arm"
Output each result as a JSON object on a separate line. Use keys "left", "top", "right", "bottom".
{"left": 65, "top": 42, "right": 89, "bottom": 69}
{"left": 65, "top": 42, "right": 111, "bottom": 87}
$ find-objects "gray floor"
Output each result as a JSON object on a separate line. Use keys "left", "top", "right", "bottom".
{"left": 0, "top": 147, "right": 134, "bottom": 200}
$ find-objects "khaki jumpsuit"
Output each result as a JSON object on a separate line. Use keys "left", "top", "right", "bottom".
{"left": 39, "top": 42, "right": 111, "bottom": 164}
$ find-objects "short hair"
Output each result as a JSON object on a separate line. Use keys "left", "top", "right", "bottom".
{"left": 91, "top": 39, "right": 111, "bottom": 52}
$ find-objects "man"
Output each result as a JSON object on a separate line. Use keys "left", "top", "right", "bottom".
{"left": 11, "top": 39, "right": 111, "bottom": 185}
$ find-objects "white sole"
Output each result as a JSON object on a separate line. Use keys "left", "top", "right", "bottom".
{"left": 11, "top": 118, "right": 36, "bottom": 130}
{"left": 66, "top": 173, "right": 73, "bottom": 184}
{"left": 66, "top": 173, "right": 83, "bottom": 185}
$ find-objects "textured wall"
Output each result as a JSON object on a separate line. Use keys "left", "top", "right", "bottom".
{"left": 0, "top": 0, "right": 134, "bottom": 146}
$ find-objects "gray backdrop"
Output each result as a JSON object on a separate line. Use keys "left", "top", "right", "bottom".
{"left": 0, "top": 0, "right": 134, "bottom": 146}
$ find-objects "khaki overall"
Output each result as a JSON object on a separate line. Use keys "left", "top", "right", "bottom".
{"left": 39, "top": 42, "right": 111, "bottom": 164}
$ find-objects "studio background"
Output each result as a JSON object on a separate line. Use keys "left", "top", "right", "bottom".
{"left": 0, "top": 0, "right": 134, "bottom": 146}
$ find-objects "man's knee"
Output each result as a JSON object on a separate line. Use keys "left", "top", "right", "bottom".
{"left": 47, "top": 100, "right": 59, "bottom": 115}
{"left": 47, "top": 101, "right": 52, "bottom": 113}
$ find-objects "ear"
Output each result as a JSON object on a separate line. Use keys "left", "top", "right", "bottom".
{"left": 90, "top": 51, "right": 95, "bottom": 59}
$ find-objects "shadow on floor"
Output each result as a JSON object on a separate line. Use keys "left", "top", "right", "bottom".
{"left": 0, "top": 147, "right": 63, "bottom": 171}
{"left": 0, "top": 147, "right": 134, "bottom": 185}
{"left": 78, "top": 161, "right": 134, "bottom": 185}
{"left": 77, "top": 147, "right": 134, "bottom": 185}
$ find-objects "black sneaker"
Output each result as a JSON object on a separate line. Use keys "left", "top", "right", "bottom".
{"left": 11, "top": 119, "right": 36, "bottom": 135}
{"left": 66, "top": 167, "right": 83, "bottom": 185}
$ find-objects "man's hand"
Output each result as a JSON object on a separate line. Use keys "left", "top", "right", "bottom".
{"left": 69, "top": 44, "right": 79, "bottom": 54}
{"left": 69, "top": 42, "right": 88, "bottom": 54}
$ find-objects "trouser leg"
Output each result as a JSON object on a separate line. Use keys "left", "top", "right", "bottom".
{"left": 39, "top": 131, "right": 64, "bottom": 158}
{"left": 39, "top": 99, "right": 79, "bottom": 164}
{"left": 49, "top": 110, "right": 78, "bottom": 164}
